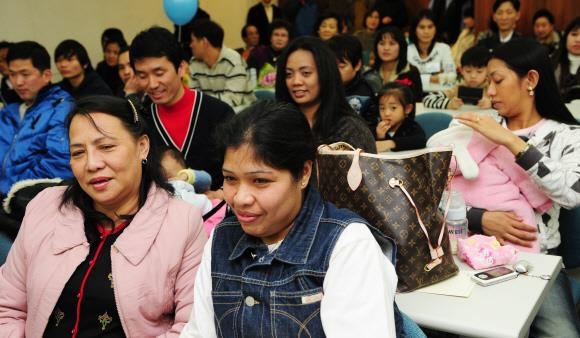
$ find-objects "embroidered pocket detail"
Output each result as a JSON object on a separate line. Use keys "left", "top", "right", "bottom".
{"left": 301, "top": 292, "right": 323, "bottom": 304}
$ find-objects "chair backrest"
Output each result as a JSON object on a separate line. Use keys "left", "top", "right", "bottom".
{"left": 415, "top": 112, "right": 453, "bottom": 139}
{"left": 558, "top": 207, "right": 580, "bottom": 268}
{"left": 254, "top": 89, "right": 276, "bottom": 101}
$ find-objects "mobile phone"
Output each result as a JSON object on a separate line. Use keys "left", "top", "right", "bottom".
{"left": 471, "top": 266, "right": 518, "bottom": 286}
{"left": 457, "top": 86, "right": 483, "bottom": 105}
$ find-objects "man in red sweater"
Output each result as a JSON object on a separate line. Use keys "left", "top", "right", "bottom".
{"left": 130, "top": 27, "right": 234, "bottom": 191}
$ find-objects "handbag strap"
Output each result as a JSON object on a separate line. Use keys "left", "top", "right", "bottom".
{"left": 202, "top": 200, "right": 227, "bottom": 221}
{"left": 388, "top": 177, "right": 446, "bottom": 272}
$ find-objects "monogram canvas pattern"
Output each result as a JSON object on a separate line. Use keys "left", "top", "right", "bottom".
{"left": 317, "top": 149, "right": 458, "bottom": 292}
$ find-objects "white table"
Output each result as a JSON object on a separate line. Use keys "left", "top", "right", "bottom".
{"left": 396, "top": 252, "right": 562, "bottom": 338}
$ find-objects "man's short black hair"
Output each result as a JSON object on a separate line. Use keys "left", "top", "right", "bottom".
{"left": 130, "top": 26, "right": 185, "bottom": 71}
{"left": 190, "top": 19, "right": 224, "bottom": 48}
{"left": 54, "top": 39, "right": 93, "bottom": 72}
{"left": 7, "top": 41, "right": 51, "bottom": 71}
{"left": 326, "top": 34, "right": 362, "bottom": 68}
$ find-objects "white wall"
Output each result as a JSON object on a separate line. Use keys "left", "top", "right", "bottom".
{"left": 0, "top": 0, "right": 270, "bottom": 79}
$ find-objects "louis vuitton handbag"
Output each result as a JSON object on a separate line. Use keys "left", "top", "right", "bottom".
{"left": 317, "top": 142, "right": 458, "bottom": 292}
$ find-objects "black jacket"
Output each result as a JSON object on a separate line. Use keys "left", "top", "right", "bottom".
{"left": 142, "top": 90, "right": 235, "bottom": 190}
{"left": 376, "top": 118, "right": 427, "bottom": 151}
{"left": 57, "top": 71, "right": 113, "bottom": 100}
{"left": 246, "top": 3, "right": 283, "bottom": 46}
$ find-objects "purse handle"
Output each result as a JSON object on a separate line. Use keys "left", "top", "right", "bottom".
{"left": 347, "top": 148, "right": 448, "bottom": 272}
{"left": 318, "top": 142, "right": 453, "bottom": 272}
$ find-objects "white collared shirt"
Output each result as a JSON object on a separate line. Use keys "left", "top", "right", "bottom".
{"left": 262, "top": 2, "right": 273, "bottom": 23}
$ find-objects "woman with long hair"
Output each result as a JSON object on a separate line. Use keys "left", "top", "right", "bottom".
{"left": 456, "top": 39, "right": 580, "bottom": 337}
{"left": 407, "top": 9, "right": 456, "bottom": 90}
{"left": 364, "top": 25, "right": 423, "bottom": 101}
{"left": 555, "top": 17, "right": 580, "bottom": 102}
{"left": 276, "top": 36, "right": 376, "bottom": 152}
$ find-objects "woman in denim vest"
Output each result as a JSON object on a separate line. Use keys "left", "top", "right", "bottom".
{"left": 181, "top": 100, "right": 398, "bottom": 337}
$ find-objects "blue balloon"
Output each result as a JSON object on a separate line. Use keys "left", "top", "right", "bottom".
{"left": 163, "top": 0, "right": 198, "bottom": 26}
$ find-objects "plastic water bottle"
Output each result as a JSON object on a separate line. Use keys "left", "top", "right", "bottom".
{"left": 248, "top": 68, "right": 257, "bottom": 90}
{"left": 445, "top": 190, "right": 468, "bottom": 254}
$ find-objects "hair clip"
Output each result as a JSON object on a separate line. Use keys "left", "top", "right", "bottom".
{"left": 127, "top": 99, "right": 139, "bottom": 124}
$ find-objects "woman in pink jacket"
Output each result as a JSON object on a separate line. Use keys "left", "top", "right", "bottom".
{"left": 0, "top": 95, "right": 207, "bottom": 337}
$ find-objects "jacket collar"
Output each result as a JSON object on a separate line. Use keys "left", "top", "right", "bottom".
{"left": 52, "top": 185, "right": 170, "bottom": 265}
{"left": 229, "top": 188, "right": 324, "bottom": 265}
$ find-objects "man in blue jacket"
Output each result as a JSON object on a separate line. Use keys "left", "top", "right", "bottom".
{"left": 0, "top": 41, "right": 74, "bottom": 264}
{"left": 0, "top": 41, "right": 74, "bottom": 197}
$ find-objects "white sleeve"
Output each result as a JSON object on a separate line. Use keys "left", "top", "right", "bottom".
{"left": 439, "top": 43, "right": 456, "bottom": 74}
{"left": 321, "top": 223, "right": 398, "bottom": 338}
{"left": 180, "top": 235, "right": 217, "bottom": 338}
{"left": 407, "top": 44, "right": 420, "bottom": 69}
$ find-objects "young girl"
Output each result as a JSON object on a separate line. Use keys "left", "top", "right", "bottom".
{"left": 375, "top": 82, "right": 426, "bottom": 152}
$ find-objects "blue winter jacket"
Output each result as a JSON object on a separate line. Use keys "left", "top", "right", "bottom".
{"left": 0, "top": 85, "right": 74, "bottom": 194}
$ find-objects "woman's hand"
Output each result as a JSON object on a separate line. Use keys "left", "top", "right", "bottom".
{"left": 455, "top": 112, "right": 525, "bottom": 154}
{"left": 124, "top": 74, "right": 142, "bottom": 95}
{"left": 376, "top": 121, "right": 390, "bottom": 140}
{"left": 481, "top": 211, "right": 537, "bottom": 248}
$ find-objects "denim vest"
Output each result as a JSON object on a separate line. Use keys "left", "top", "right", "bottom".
{"left": 210, "top": 188, "right": 396, "bottom": 337}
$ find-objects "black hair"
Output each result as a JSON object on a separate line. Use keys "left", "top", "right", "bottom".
{"left": 190, "top": 19, "right": 224, "bottom": 48}
{"left": 54, "top": 39, "right": 94, "bottom": 72}
{"left": 377, "top": 82, "right": 416, "bottom": 120}
{"left": 118, "top": 45, "right": 130, "bottom": 55}
{"left": 214, "top": 100, "right": 315, "bottom": 180}
{"left": 103, "top": 34, "right": 128, "bottom": 52}
{"left": 0, "top": 41, "right": 12, "bottom": 50}
{"left": 557, "top": 17, "right": 580, "bottom": 100}
{"left": 269, "top": 19, "right": 292, "bottom": 39}
{"left": 492, "top": 38, "right": 578, "bottom": 125}
{"left": 240, "top": 24, "right": 258, "bottom": 39}
{"left": 362, "top": 8, "right": 380, "bottom": 30}
{"left": 409, "top": 9, "right": 439, "bottom": 55}
{"left": 460, "top": 46, "right": 492, "bottom": 68}
{"left": 6, "top": 41, "right": 51, "bottom": 71}
{"left": 372, "top": 25, "right": 409, "bottom": 74}
{"left": 532, "top": 9, "right": 555, "bottom": 25}
{"left": 326, "top": 34, "right": 363, "bottom": 68}
{"left": 275, "top": 36, "right": 355, "bottom": 141}
{"left": 61, "top": 95, "right": 174, "bottom": 243}
{"left": 493, "top": 0, "right": 520, "bottom": 12}
{"left": 130, "top": 26, "right": 185, "bottom": 71}
{"left": 101, "top": 28, "right": 125, "bottom": 48}
{"left": 316, "top": 11, "right": 343, "bottom": 37}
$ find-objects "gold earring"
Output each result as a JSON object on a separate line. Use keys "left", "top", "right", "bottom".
{"left": 528, "top": 86, "right": 534, "bottom": 96}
